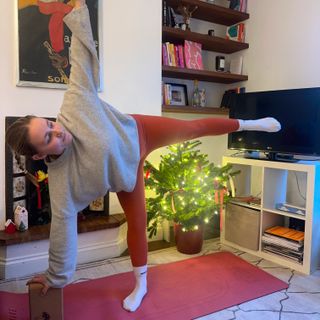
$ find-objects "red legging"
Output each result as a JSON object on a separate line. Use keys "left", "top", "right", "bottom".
{"left": 116, "top": 115, "right": 239, "bottom": 267}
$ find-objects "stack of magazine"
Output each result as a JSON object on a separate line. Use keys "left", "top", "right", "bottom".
{"left": 262, "top": 226, "right": 304, "bottom": 263}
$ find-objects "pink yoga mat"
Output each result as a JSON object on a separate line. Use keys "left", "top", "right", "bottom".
{"left": 0, "top": 251, "right": 288, "bottom": 320}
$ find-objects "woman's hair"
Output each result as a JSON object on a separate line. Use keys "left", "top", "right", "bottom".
{"left": 6, "top": 115, "right": 39, "bottom": 186}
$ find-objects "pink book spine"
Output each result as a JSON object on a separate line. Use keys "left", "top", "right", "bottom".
{"left": 178, "top": 45, "right": 185, "bottom": 68}
{"left": 162, "top": 44, "right": 168, "bottom": 66}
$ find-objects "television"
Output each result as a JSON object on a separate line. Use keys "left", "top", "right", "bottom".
{"left": 228, "top": 87, "right": 320, "bottom": 160}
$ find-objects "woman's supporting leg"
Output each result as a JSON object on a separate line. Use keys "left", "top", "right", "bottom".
{"left": 117, "top": 159, "right": 148, "bottom": 312}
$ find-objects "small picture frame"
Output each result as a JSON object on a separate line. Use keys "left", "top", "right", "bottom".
{"left": 167, "top": 83, "right": 188, "bottom": 106}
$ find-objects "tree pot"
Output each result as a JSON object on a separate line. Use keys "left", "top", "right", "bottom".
{"left": 174, "top": 223, "right": 204, "bottom": 254}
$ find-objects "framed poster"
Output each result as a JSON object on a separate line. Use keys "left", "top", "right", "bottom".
{"left": 16, "top": 0, "right": 99, "bottom": 89}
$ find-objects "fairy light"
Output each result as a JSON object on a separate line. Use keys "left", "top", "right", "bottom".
{"left": 204, "top": 218, "right": 209, "bottom": 223}
{"left": 194, "top": 225, "right": 199, "bottom": 230}
{"left": 214, "top": 210, "right": 218, "bottom": 215}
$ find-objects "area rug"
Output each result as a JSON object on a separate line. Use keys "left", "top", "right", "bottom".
{"left": 0, "top": 251, "right": 288, "bottom": 320}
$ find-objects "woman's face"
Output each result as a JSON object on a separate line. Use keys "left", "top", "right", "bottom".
{"left": 28, "top": 117, "right": 73, "bottom": 160}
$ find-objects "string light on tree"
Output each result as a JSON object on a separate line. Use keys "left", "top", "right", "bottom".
{"left": 144, "top": 140, "right": 239, "bottom": 238}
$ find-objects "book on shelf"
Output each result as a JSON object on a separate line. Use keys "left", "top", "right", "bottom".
{"left": 263, "top": 245, "right": 303, "bottom": 263}
{"left": 163, "top": 2, "right": 177, "bottom": 27}
{"left": 262, "top": 226, "right": 304, "bottom": 263}
{"left": 229, "top": 0, "right": 247, "bottom": 13}
{"left": 226, "top": 23, "right": 245, "bottom": 42}
{"left": 275, "top": 203, "right": 306, "bottom": 216}
{"left": 184, "top": 40, "right": 203, "bottom": 70}
{"left": 264, "top": 226, "right": 304, "bottom": 243}
{"left": 262, "top": 234, "right": 303, "bottom": 250}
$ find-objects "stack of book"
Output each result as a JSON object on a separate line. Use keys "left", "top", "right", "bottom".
{"left": 162, "top": 40, "right": 203, "bottom": 70}
{"left": 262, "top": 226, "right": 304, "bottom": 263}
{"left": 162, "top": 42, "right": 185, "bottom": 68}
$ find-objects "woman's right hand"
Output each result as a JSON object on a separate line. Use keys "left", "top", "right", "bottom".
{"left": 27, "top": 274, "right": 51, "bottom": 295}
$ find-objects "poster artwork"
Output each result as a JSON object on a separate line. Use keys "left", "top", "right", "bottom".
{"left": 17, "top": 0, "right": 99, "bottom": 88}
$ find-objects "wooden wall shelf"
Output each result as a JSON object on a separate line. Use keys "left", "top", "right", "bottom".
{"left": 162, "top": 105, "right": 229, "bottom": 115}
{"left": 166, "top": 0, "right": 249, "bottom": 25}
{"left": 163, "top": 27, "right": 249, "bottom": 54}
{"left": 162, "top": 66, "right": 248, "bottom": 83}
{"left": 0, "top": 214, "right": 126, "bottom": 246}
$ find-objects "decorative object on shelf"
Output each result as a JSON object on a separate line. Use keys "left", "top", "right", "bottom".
{"left": 192, "top": 79, "right": 201, "bottom": 107}
{"left": 208, "top": 29, "right": 215, "bottom": 36}
{"left": 215, "top": 55, "right": 225, "bottom": 72}
{"left": 14, "top": 205, "right": 28, "bottom": 232}
{"left": 179, "top": 23, "right": 187, "bottom": 31}
{"left": 199, "top": 88, "right": 206, "bottom": 107}
{"left": 5, "top": 219, "right": 16, "bottom": 234}
{"left": 184, "top": 40, "right": 203, "bottom": 70}
{"left": 144, "top": 140, "right": 239, "bottom": 253}
{"left": 226, "top": 23, "right": 245, "bottom": 42}
{"left": 230, "top": 56, "right": 243, "bottom": 75}
{"left": 177, "top": 5, "right": 198, "bottom": 31}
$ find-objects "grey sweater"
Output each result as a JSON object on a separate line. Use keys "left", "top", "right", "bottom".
{"left": 45, "top": 6, "right": 140, "bottom": 287}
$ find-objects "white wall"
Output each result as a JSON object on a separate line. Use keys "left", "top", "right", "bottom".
{"left": 2, "top": 0, "right": 320, "bottom": 228}
{"left": 0, "top": 1, "right": 161, "bottom": 228}
{"left": 243, "top": 0, "right": 320, "bottom": 91}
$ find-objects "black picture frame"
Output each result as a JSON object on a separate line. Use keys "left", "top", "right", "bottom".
{"left": 166, "top": 83, "right": 189, "bottom": 106}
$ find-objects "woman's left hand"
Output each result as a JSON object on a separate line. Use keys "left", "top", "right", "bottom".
{"left": 27, "top": 274, "right": 51, "bottom": 295}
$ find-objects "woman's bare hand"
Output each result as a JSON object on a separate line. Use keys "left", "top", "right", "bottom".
{"left": 27, "top": 274, "right": 51, "bottom": 295}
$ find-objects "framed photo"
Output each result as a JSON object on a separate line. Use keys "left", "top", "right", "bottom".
{"left": 16, "top": 0, "right": 99, "bottom": 89}
{"left": 166, "top": 83, "right": 188, "bottom": 106}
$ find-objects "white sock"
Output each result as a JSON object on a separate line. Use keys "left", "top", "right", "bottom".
{"left": 123, "top": 265, "right": 148, "bottom": 312}
{"left": 237, "top": 117, "right": 281, "bottom": 132}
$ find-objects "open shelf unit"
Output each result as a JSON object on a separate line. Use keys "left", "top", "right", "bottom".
{"left": 221, "top": 156, "right": 320, "bottom": 274}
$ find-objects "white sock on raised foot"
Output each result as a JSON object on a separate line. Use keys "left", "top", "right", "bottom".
{"left": 237, "top": 117, "right": 281, "bottom": 132}
{"left": 123, "top": 265, "right": 148, "bottom": 312}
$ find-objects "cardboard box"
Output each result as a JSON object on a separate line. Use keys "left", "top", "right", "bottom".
{"left": 28, "top": 283, "right": 64, "bottom": 320}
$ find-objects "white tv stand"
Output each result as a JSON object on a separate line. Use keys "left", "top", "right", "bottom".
{"left": 221, "top": 156, "right": 320, "bottom": 274}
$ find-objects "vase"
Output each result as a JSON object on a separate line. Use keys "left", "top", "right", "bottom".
{"left": 174, "top": 223, "right": 204, "bottom": 254}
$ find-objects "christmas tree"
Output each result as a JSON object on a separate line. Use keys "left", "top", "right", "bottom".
{"left": 144, "top": 140, "right": 239, "bottom": 238}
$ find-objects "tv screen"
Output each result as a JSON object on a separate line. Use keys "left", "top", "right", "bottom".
{"left": 228, "top": 87, "right": 320, "bottom": 159}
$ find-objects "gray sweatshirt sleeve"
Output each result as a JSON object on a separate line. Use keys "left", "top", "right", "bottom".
{"left": 63, "top": 5, "right": 100, "bottom": 94}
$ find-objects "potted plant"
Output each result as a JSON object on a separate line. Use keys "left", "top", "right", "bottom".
{"left": 144, "top": 140, "right": 239, "bottom": 254}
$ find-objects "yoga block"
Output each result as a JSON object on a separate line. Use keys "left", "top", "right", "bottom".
{"left": 28, "top": 283, "right": 64, "bottom": 320}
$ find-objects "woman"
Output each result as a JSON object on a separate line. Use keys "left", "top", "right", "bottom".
{"left": 6, "top": 0, "right": 281, "bottom": 312}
